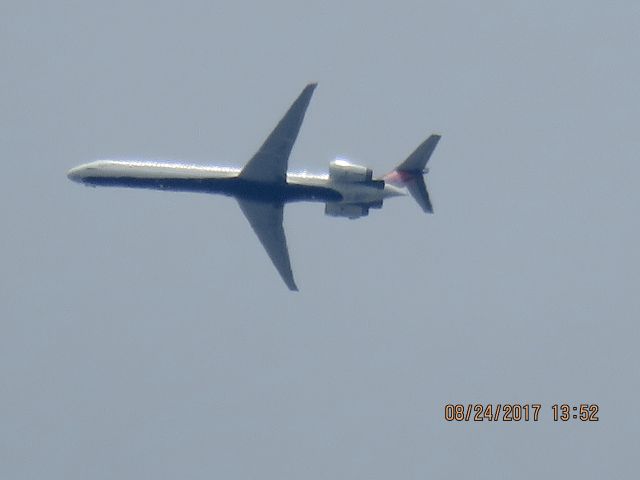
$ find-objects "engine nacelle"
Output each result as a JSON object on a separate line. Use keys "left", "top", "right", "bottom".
{"left": 324, "top": 202, "right": 369, "bottom": 219}
{"left": 329, "top": 159, "right": 373, "bottom": 183}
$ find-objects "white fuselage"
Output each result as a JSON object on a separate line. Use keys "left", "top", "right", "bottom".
{"left": 67, "top": 159, "right": 405, "bottom": 205}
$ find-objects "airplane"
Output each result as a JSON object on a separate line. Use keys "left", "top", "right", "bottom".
{"left": 67, "top": 83, "right": 441, "bottom": 291}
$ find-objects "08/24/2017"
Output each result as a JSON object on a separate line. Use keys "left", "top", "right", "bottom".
{"left": 444, "top": 404, "right": 599, "bottom": 422}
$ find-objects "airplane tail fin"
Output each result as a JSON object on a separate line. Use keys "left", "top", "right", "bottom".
{"left": 383, "top": 134, "right": 441, "bottom": 213}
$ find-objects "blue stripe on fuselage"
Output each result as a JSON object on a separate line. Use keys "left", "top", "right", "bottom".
{"left": 80, "top": 176, "right": 343, "bottom": 203}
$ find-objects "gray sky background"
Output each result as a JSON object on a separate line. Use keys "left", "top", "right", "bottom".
{"left": 2, "top": 1, "right": 639, "bottom": 478}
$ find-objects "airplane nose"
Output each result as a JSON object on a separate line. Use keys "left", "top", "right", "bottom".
{"left": 67, "top": 166, "right": 84, "bottom": 182}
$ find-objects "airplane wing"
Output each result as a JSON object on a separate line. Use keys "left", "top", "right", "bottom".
{"left": 237, "top": 198, "right": 298, "bottom": 291}
{"left": 239, "top": 83, "right": 317, "bottom": 184}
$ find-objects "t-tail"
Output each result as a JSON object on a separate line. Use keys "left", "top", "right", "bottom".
{"left": 383, "top": 134, "right": 441, "bottom": 213}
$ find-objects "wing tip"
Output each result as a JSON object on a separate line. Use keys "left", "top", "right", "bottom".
{"left": 304, "top": 82, "right": 318, "bottom": 94}
{"left": 286, "top": 273, "right": 299, "bottom": 291}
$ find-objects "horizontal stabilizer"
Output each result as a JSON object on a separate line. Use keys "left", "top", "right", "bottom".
{"left": 384, "top": 134, "right": 441, "bottom": 214}
{"left": 396, "top": 134, "right": 441, "bottom": 172}
{"left": 405, "top": 176, "right": 433, "bottom": 213}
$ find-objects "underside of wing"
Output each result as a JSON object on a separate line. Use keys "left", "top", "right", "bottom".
{"left": 237, "top": 198, "right": 298, "bottom": 291}
{"left": 239, "top": 83, "right": 317, "bottom": 184}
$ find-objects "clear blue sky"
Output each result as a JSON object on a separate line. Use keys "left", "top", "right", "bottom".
{"left": 2, "top": 1, "right": 639, "bottom": 478}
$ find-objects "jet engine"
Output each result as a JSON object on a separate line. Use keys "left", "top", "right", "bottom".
{"left": 324, "top": 202, "right": 369, "bottom": 219}
{"left": 329, "top": 159, "right": 373, "bottom": 183}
